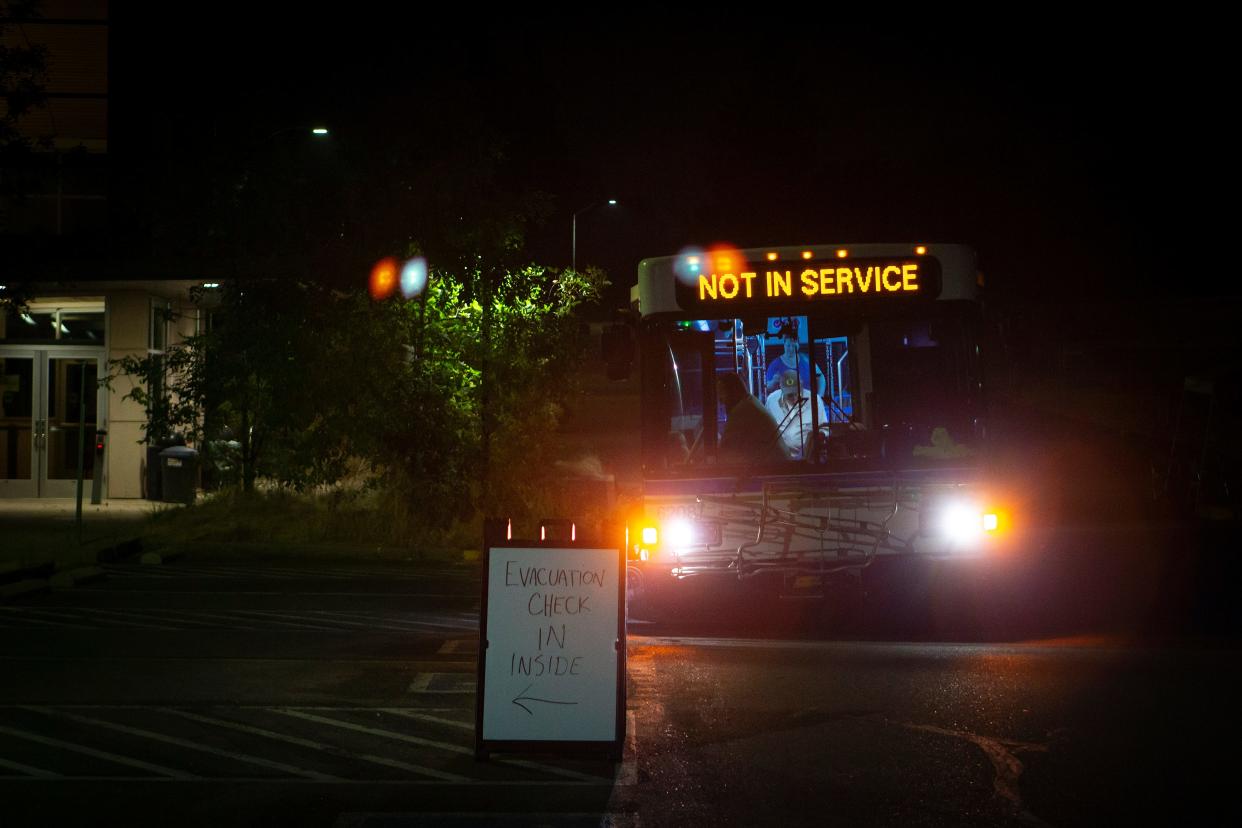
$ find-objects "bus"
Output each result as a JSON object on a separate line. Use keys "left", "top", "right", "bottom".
{"left": 621, "top": 242, "right": 1010, "bottom": 618}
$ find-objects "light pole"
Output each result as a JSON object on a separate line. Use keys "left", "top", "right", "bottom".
{"left": 572, "top": 199, "right": 617, "bottom": 272}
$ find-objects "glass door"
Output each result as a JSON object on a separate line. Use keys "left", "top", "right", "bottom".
{"left": 41, "top": 353, "right": 103, "bottom": 498}
{"left": 0, "top": 352, "right": 37, "bottom": 497}
{"left": 0, "top": 348, "right": 105, "bottom": 498}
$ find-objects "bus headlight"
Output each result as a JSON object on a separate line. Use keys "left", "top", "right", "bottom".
{"left": 927, "top": 499, "right": 1002, "bottom": 548}
{"left": 940, "top": 502, "right": 985, "bottom": 544}
{"left": 667, "top": 519, "right": 695, "bottom": 548}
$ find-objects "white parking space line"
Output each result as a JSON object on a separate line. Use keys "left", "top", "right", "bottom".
{"left": 0, "top": 723, "right": 197, "bottom": 779}
{"left": 227, "top": 610, "right": 360, "bottom": 631}
{"left": 378, "top": 709, "right": 471, "bottom": 731}
{"left": 160, "top": 708, "right": 470, "bottom": 782}
{"left": 336, "top": 813, "right": 640, "bottom": 825}
{"left": 4, "top": 606, "right": 158, "bottom": 631}
{"left": 305, "top": 610, "right": 477, "bottom": 634}
{"left": 274, "top": 709, "right": 616, "bottom": 785}
{"left": 0, "top": 778, "right": 619, "bottom": 785}
{"left": 141, "top": 564, "right": 274, "bottom": 578}
{"left": 375, "top": 708, "right": 612, "bottom": 783}
{"left": 171, "top": 564, "right": 353, "bottom": 580}
{"left": 272, "top": 709, "right": 474, "bottom": 757}
{"left": 21, "top": 707, "right": 339, "bottom": 781}
{"left": 145, "top": 608, "right": 266, "bottom": 630}
{"left": 259, "top": 611, "right": 436, "bottom": 635}
{"left": 407, "top": 673, "right": 476, "bottom": 694}
{"left": 308, "top": 609, "right": 471, "bottom": 628}
{"left": 0, "top": 608, "right": 94, "bottom": 630}
{"left": 83, "top": 589, "right": 468, "bottom": 598}
{"left": 66, "top": 608, "right": 186, "bottom": 631}
{"left": 99, "top": 566, "right": 182, "bottom": 578}
{"left": 0, "top": 756, "right": 62, "bottom": 778}
{"left": 110, "top": 609, "right": 238, "bottom": 629}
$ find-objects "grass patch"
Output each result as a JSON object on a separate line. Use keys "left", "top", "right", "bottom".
{"left": 2, "top": 518, "right": 148, "bottom": 573}
{"left": 140, "top": 487, "right": 477, "bottom": 562}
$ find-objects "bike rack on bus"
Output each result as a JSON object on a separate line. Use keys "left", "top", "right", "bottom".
{"left": 728, "top": 478, "right": 909, "bottom": 579}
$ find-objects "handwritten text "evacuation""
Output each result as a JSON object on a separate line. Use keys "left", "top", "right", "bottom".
{"left": 504, "top": 563, "right": 607, "bottom": 589}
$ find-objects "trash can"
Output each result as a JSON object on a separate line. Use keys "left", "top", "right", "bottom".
{"left": 159, "top": 446, "right": 199, "bottom": 505}
{"left": 145, "top": 435, "right": 185, "bottom": 501}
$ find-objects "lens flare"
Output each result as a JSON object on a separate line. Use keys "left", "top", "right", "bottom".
{"left": 707, "top": 243, "right": 744, "bottom": 275}
{"left": 674, "top": 246, "right": 706, "bottom": 286}
{"left": 400, "top": 257, "right": 428, "bottom": 298}
{"left": 369, "top": 257, "right": 398, "bottom": 300}
{"left": 667, "top": 519, "right": 695, "bottom": 548}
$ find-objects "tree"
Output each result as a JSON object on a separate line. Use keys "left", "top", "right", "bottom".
{"left": 112, "top": 280, "right": 358, "bottom": 493}
{"left": 0, "top": 1, "right": 48, "bottom": 154}
{"left": 110, "top": 260, "right": 605, "bottom": 538}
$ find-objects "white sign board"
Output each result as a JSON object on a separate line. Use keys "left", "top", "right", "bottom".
{"left": 480, "top": 546, "right": 621, "bottom": 744}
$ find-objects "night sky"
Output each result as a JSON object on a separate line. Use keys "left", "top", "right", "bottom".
{"left": 110, "top": 15, "right": 1228, "bottom": 311}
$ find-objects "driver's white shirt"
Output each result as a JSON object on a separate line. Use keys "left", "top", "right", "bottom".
{"left": 765, "top": 389, "right": 828, "bottom": 456}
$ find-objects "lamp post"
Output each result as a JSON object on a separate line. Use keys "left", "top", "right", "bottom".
{"left": 572, "top": 199, "right": 617, "bottom": 272}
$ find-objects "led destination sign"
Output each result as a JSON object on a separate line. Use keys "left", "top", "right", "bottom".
{"left": 675, "top": 256, "right": 942, "bottom": 311}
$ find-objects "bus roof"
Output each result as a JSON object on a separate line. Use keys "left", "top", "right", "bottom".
{"left": 634, "top": 242, "right": 978, "bottom": 318}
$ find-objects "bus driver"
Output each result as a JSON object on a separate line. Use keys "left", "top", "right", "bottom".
{"left": 766, "top": 369, "right": 829, "bottom": 460}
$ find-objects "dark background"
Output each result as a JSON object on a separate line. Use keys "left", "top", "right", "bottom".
{"left": 106, "top": 15, "right": 1231, "bottom": 311}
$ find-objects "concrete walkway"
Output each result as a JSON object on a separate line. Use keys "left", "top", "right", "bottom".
{"left": 0, "top": 497, "right": 175, "bottom": 525}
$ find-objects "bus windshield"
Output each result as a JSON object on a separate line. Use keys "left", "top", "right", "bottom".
{"left": 641, "top": 304, "right": 982, "bottom": 474}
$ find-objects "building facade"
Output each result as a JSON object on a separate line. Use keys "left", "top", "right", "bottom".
{"left": 0, "top": 280, "right": 201, "bottom": 499}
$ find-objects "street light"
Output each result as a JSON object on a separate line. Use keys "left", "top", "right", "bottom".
{"left": 572, "top": 199, "right": 617, "bottom": 273}
{"left": 263, "top": 125, "right": 331, "bottom": 141}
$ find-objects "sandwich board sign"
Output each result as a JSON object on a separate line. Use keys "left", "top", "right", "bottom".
{"left": 475, "top": 529, "right": 625, "bottom": 760}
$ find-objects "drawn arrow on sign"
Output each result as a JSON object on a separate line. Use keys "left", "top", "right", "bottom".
{"left": 511, "top": 683, "right": 579, "bottom": 715}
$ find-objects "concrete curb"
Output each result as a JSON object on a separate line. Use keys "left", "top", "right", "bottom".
{"left": 137, "top": 548, "right": 184, "bottom": 565}
{"left": 0, "top": 578, "right": 50, "bottom": 603}
{"left": 49, "top": 565, "right": 106, "bottom": 589}
{"left": 164, "top": 540, "right": 464, "bottom": 565}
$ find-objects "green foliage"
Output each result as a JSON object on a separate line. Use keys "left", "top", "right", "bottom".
{"left": 109, "top": 263, "right": 606, "bottom": 542}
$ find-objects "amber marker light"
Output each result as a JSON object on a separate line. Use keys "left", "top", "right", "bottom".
{"left": 766, "top": 252, "right": 778, "bottom": 261}
{"left": 915, "top": 245, "right": 927, "bottom": 255}
{"left": 836, "top": 249, "right": 848, "bottom": 258}
{"left": 801, "top": 250, "right": 813, "bottom": 260}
